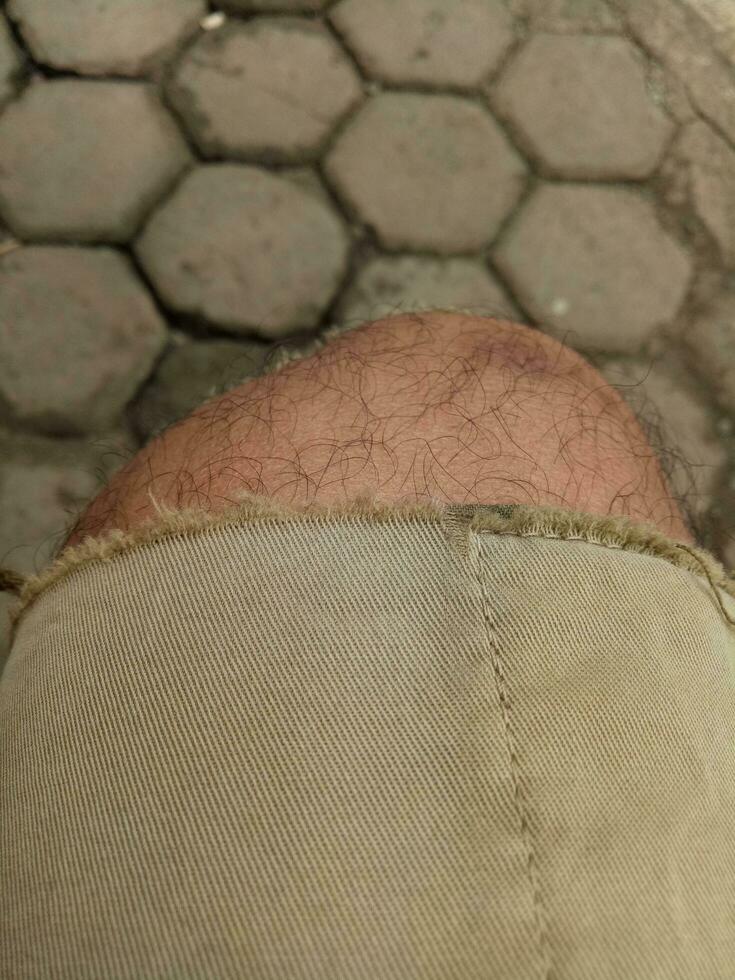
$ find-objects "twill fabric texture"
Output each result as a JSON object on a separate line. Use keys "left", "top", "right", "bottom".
{"left": 1, "top": 497, "right": 735, "bottom": 980}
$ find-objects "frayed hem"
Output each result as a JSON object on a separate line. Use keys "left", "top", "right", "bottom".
{"left": 4, "top": 489, "right": 735, "bottom": 634}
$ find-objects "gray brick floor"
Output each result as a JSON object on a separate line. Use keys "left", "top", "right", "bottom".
{"left": 1, "top": 0, "right": 735, "bottom": 663}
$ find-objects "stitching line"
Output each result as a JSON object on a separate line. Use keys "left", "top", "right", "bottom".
{"left": 469, "top": 530, "right": 553, "bottom": 980}
{"left": 462, "top": 528, "right": 735, "bottom": 629}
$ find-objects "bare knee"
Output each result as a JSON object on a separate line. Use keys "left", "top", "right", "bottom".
{"left": 64, "top": 311, "right": 696, "bottom": 548}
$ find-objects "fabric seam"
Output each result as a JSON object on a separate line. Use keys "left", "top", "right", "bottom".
{"left": 469, "top": 530, "right": 553, "bottom": 980}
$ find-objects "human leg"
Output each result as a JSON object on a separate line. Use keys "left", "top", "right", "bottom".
{"left": 63, "top": 311, "right": 697, "bottom": 548}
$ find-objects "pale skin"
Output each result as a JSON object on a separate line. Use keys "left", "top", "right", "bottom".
{"left": 65, "top": 312, "right": 697, "bottom": 549}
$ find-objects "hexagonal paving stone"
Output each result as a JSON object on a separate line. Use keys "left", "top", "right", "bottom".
{"left": 597, "top": 349, "right": 727, "bottom": 513}
{"left": 0, "top": 460, "right": 98, "bottom": 576}
{"left": 167, "top": 19, "right": 362, "bottom": 162}
{"left": 333, "top": 255, "right": 521, "bottom": 328}
{"left": 132, "top": 334, "right": 272, "bottom": 440}
{"left": 0, "top": 14, "right": 23, "bottom": 107}
{"left": 684, "top": 288, "right": 735, "bottom": 416}
{"left": 324, "top": 92, "right": 528, "bottom": 253}
{"left": 664, "top": 120, "right": 735, "bottom": 269}
{"left": 0, "top": 246, "right": 168, "bottom": 433}
{"left": 7, "top": 0, "right": 205, "bottom": 77}
{"left": 490, "top": 34, "right": 674, "bottom": 179}
{"left": 491, "top": 184, "right": 693, "bottom": 353}
{"left": 0, "top": 79, "right": 191, "bottom": 243}
{"left": 680, "top": 0, "right": 735, "bottom": 67}
{"left": 135, "top": 164, "right": 350, "bottom": 338}
{"left": 329, "top": 0, "right": 515, "bottom": 88}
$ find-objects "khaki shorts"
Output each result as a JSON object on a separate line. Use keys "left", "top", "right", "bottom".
{"left": 2, "top": 494, "right": 735, "bottom": 979}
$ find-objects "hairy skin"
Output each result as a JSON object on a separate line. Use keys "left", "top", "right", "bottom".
{"left": 64, "top": 312, "right": 698, "bottom": 549}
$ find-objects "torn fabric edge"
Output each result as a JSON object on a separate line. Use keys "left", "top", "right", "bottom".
{"left": 3, "top": 489, "right": 735, "bottom": 641}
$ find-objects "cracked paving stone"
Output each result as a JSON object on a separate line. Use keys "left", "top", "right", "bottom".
{"left": 132, "top": 335, "right": 272, "bottom": 441}
{"left": 0, "top": 461, "right": 97, "bottom": 577}
{"left": 644, "top": 61, "right": 697, "bottom": 126}
{"left": 329, "top": 0, "right": 515, "bottom": 88}
{"left": 684, "top": 288, "right": 735, "bottom": 417}
{"left": 0, "top": 79, "right": 191, "bottom": 243}
{"left": 506, "top": 0, "right": 621, "bottom": 32}
{"left": 0, "top": 14, "right": 23, "bottom": 108}
{"left": 0, "top": 455, "right": 92, "bottom": 666}
{"left": 597, "top": 350, "right": 727, "bottom": 518}
{"left": 167, "top": 18, "right": 363, "bottom": 162}
{"left": 0, "top": 424, "right": 140, "bottom": 669}
{"left": 134, "top": 164, "right": 350, "bottom": 338}
{"left": 663, "top": 119, "right": 735, "bottom": 270}
{"left": 333, "top": 254, "right": 521, "bottom": 329}
{"left": 490, "top": 34, "right": 674, "bottom": 179}
{"left": 492, "top": 183, "right": 693, "bottom": 353}
{"left": 323, "top": 92, "right": 528, "bottom": 253}
{"left": 6, "top": 0, "right": 205, "bottom": 77}
{"left": 0, "top": 246, "right": 168, "bottom": 434}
